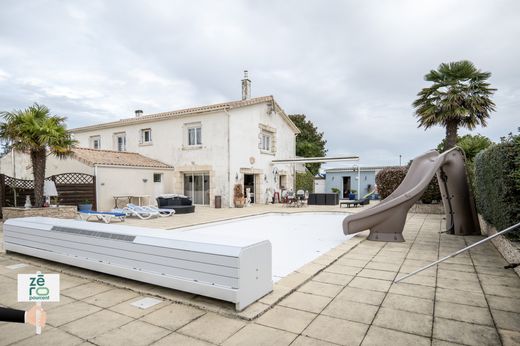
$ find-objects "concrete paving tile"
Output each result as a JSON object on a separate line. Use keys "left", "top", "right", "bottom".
{"left": 370, "top": 255, "right": 406, "bottom": 265}
{"left": 91, "top": 320, "right": 170, "bottom": 346}
{"left": 324, "top": 263, "right": 362, "bottom": 276}
{"left": 222, "top": 324, "right": 297, "bottom": 346}
{"left": 475, "top": 265, "right": 517, "bottom": 277}
{"left": 59, "top": 275, "right": 91, "bottom": 290}
{"left": 279, "top": 291, "right": 332, "bottom": 314}
{"left": 435, "top": 287, "right": 487, "bottom": 308}
{"left": 0, "top": 322, "right": 42, "bottom": 346}
{"left": 61, "top": 309, "right": 133, "bottom": 339}
{"left": 47, "top": 301, "right": 102, "bottom": 327}
{"left": 276, "top": 271, "right": 310, "bottom": 290}
{"left": 322, "top": 298, "right": 378, "bottom": 324}
{"left": 357, "top": 268, "right": 397, "bottom": 281}
{"left": 433, "top": 317, "right": 500, "bottom": 346}
{"left": 382, "top": 293, "right": 433, "bottom": 315}
{"left": 151, "top": 332, "right": 213, "bottom": 346}
{"left": 487, "top": 295, "right": 520, "bottom": 313}
{"left": 435, "top": 301, "right": 493, "bottom": 326}
{"left": 291, "top": 335, "right": 338, "bottom": 346}
{"left": 348, "top": 277, "right": 392, "bottom": 293}
{"left": 61, "top": 282, "right": 113, "bottom": 300}
{"left": 335, "top": 258, "right": 370, "bottom": 268}
{"left": 303, "top": 315, "right": 368, "bottom": 345}
{"left": 438, "top": 262, "right": 476, "bottom": 273}
{"left": 236, "top": 301, "right": 270, "bottom": 320}
{"left": 336, "top": 286, "right": 387, "bottom": 306}
{"left": 481, "top": 283, "right": 520, "bottom": 298}
{"left": 297, "top": 262, "right": 326, "bottom": 275}
{"left": 109, "top": 296, "right": 169, "bottom": 318}
{"left": 298, "top": 280, "right": 343, "bottom": 298}
{"left": 432, "top": 339, "right": 466, "bottom": 346}
{"left": 499, "top": 329, "right": 520, "bottom": 346}
{"left": 373, "top": 307, "right": 432, "bottom": 337}
{"left": 362, "top": 325, "right": 430, "bottom": 346}
{"left": 479, "top": 273, "right": 520, "bottom": 287}
{"left": 491, "top": 309, "right": 520, "bottom": 332}
{"left": 365, "top": 261, "right": 402, "bottom": 272}
{"left": 256, "top": 306, "right": 316, "bottom": 334}
{"left": 45, "top": 295, "right": 76, "bottom": 311}
{"left": 437, "top": 277, "right": 483, "bottom": 293}
{"left": 396, "top": 273, "right": 436, "bottom": 287}
{"left": 10, "top": 327, "right": 84, "bottom": 346}
{"left": 258, "top": 287, "right": 291, "bottom": 305}
{"left": 83, "top": 288, "right": 139, "bottom": 308}
{"left": 312, "top": 271, "right": 353, "bottom": 286}
{"left": 437, "top": 269, "right": 479, "bottom": 282}
{"left": 140, "top": 303, "right": 205, "bottom": 331}
{"left": 177, "top": 312, "right": 245, "bottom": 344}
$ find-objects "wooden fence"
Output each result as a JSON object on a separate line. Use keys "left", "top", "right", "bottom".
{"left": 0, "top": 173, "right": 96, "bottom": 218}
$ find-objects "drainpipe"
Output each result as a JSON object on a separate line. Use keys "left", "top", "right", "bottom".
{"left": 94, "top": 165, "right": 99, "bottom": 210}
{"left": 225, "top": 108, "right": 231, "bottom": 207}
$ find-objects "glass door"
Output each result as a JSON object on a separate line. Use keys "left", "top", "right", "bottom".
{"left": 184, "top": 173, "right": 210, "bottom": 205}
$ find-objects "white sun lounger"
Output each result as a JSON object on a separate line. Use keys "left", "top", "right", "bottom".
{"left": 112, "top": 205, "right": 158, "bottom": 220}
{"left": 141, "top": 205, "right": 176, "bottom": 217}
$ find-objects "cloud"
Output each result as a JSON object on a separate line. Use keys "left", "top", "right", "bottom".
{"left": 0, "top": 0, "right": 518, "bottom": 165}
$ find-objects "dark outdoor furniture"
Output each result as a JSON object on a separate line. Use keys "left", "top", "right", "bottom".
{"left": 308, "top": 193, "right": 339, "bottom": 206}
{"left": 157, "top": 196, "right": 195, "bottom": 214}
{"left": 340, "top": 198, "right": 370, "bottom": 208}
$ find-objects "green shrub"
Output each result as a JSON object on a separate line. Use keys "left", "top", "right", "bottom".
{"left": 375, "top": 166, "right": 441, "bottom": 202}
{"left": 475, "top": 133, "right": 520, "bottom": 240}
{"left": 295, "top": 172, "right": 314, "bottom": 192}
{"left": 375, "top": 167, "right": 407, "bottom": 199}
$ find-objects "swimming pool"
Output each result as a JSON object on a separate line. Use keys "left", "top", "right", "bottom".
{"left": 177, "top": 212, "right": 352, "bottom": 281}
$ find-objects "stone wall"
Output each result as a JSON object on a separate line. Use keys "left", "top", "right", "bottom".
{"left": 2, "top": 206, "right": 78, "bottom": 221}
{"left": 479, "top": 214, "right": 520, "bottom": 278}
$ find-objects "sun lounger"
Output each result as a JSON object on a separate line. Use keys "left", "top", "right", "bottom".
{"left": 79, "top": 210, "right": 126, "bottom": 224}
{"left": 339, "top": 198, "right": 370, "bottom": 208}
{"left": 141, "top": 205, "right": 175, "bottom": 217}
{"left": 112, "top": 204, "right": 159, "bottom": 220}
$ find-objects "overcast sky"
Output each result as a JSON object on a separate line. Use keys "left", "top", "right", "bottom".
{"left": 0, "top": 0, "right": 518, "bottom": 167}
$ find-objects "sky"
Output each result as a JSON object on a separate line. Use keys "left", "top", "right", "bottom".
{"left": 0, "top": 0, "right": 518, "bottom": 167}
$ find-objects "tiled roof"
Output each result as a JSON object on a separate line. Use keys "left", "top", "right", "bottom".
{"left": 72, "top": 147, "right": 173, "bottom": 169}
{"left": 71, "top": 95, "right": 300, "bottom": 134}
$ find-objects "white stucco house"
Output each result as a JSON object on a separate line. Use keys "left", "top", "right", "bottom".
{"left": 1, "top": 74, "right": 301, "bottom": 209}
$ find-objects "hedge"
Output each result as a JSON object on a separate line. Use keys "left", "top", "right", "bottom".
{"left": 296, "top": 171, "right": 314, "bottom": 192}
{"left": 375, "top": 166, "right": 441, "bottom": 202}
{"left": 474, "top": 134, "right": 520, "bottom": 240}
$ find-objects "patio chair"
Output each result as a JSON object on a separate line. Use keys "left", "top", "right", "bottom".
{"left": 78, "top": 210, "right": 126, "bottom": 224}
{"left": 142, "top": 205, "right": 176, "bottom": 217}
{"left": 285, "top": 191, "right": 296, "bottom": 207}
{"left": 296, "top": 190, "right": 305, "bottom": 207}
{"left": 113, "top": 204, "right": 159, "bottom": 220}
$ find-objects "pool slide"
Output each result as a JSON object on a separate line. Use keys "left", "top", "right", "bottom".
{"left": 343, "top": 147, "right": 480, "bottom": 242}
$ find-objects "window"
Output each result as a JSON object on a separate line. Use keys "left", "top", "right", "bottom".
{"left": 140, "top": 128, "right": 152, "bottom": 144}
{"left": 114, "top": 132, "right": 126, "bottom": 151}
{"left": 261, "top": 133, "right": 271, "bottom": 151}
{"left": 89, "top": 136, "right": 101, "bottom": 149}
{"left": 188, "top": 125, "right": 202, "bottom": 146}
{"left": 153, "top": 173, "right": 162, "bottom": 183}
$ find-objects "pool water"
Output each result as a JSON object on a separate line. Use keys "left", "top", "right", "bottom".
{"left": 178, "top": 212, "right": 352, "bottom": 281}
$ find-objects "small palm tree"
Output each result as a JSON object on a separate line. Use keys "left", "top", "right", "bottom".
{"left": 413, "top": 60, "right": 496, "bottom": 149}
{"left": 0, "top": 103, "right": 76, "bottom": 207}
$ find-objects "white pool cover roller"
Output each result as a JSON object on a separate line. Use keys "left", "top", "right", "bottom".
{"left": 3, "top": 217, "right": 272, "bottom": 311}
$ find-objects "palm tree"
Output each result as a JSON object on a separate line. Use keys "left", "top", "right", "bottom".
{"left": 0, "top": 103, "right": 76, "bottom": 207}
{"left": 413, "top": 60, "right": 496, "bottom": 149}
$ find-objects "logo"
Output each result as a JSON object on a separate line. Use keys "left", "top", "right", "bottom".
{"left": 18, "top": 273, "right": 60, "bottom": 302}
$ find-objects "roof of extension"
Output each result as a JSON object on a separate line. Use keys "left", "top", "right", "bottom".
{"left": 70, "top": 95, "right": 301, "bottom": 134}
{"left": 72, "top": 147, "right": 174, "bottom": 169}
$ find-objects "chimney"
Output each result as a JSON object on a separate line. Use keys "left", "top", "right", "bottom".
{"left": 135, "top": 110, "right": 143, "bottom": 117}
{"left": 241, "top": 70, "right": 251, "bottom": 100}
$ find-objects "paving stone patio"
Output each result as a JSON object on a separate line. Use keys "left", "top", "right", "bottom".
{"left": 1, "top": 207, "right": 519, "bottom": 345}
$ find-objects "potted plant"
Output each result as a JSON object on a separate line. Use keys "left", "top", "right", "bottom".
{"left": 233, "top": 184, "right": 245, "bottom": 208}
{"left": 78, "top": 199, "right": 93, "bottom": 211}
{"left": 331, "top": 188, "right": 340, "bottom": 195}
{"left": 349, "top": 189, "right": 357, "bottom": 200}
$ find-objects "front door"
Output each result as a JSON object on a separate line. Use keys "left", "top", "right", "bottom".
{"left": 244, "top": 174, "right": 255, "bottom": 203}
{"left": 342, "top": 176, "right": 351, "bottom": 198}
